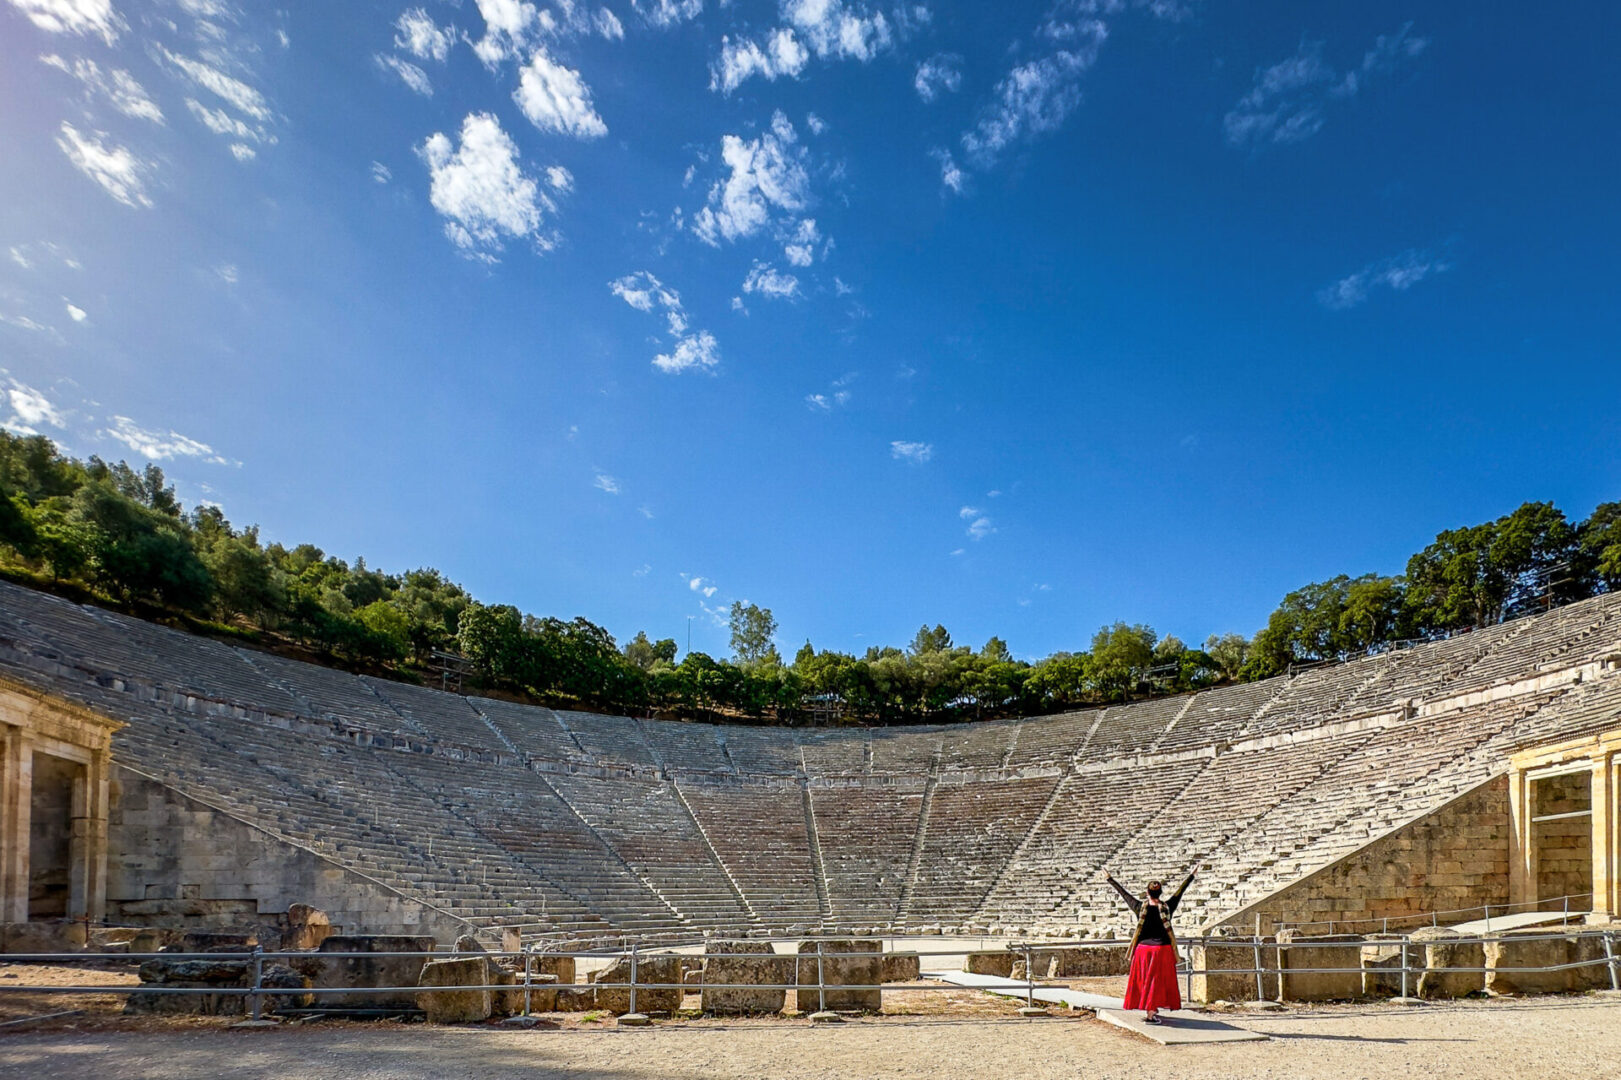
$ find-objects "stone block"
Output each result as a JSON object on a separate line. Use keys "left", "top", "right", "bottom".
{"left": 1359, "top": 935, "right": 1416, "bottom": 997}
{"left": 702, "top": 940, "right": 793, "bottom": 1014}
{"left": 1571, "top": 933, "right": 1617, "bottom": 992}
{"left": 284, "top": 904, "right": 333, "bottom": 951}
{"left": 1485, "top": 932, "right": 1587, "bottom": 996}
{"left": 179, "top": 931, "right": 255, "bottom": 954}
{"left": 1277, "top": 932, "right": 1364, "bottom": 1001}
{"left": 797, "top": 939, "right": 881, "bottom": 1013}
{"left": 881, "top": 952, "right": 921, "bottom": 983}
{"left": 418, "top": 957, "right": 493, "bottom": 1023}
{"left": 1189, "top": 939, "right": 1278, "bottom": 1004}
{"left": 126, "top": 957, "right": 250, "bottom": 1016}
{"left": 300, "top": 934, "right": 437, "bottom": 1010}
{"left": 964, "top": 950, "right": 1014, "bottom": 978}
{"left": 1413, "top": 928, "right": 1484, "bottom": 999}
{"left": 1048, "top": 945, "right": 1130, "bottom": 977}
{"left": 591, "top": 953, "right": 682, "bottom": 1015}
{"left": 532, "top": 953, "right": 576, "bottom": 986}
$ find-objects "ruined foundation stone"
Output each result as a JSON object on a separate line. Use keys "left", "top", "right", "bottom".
{"left": 964, "top": 951, "right": 1014, "bottom": 978}
{"left": 1277, "top": 931, "right": 1364, "bottom": 1001}
{"left": 125, "top": 957, "right": 249, "bottom": 1016}
{"left": 1359, "top": 934, "right": 1413, "bottom": 997}
{"left": 1189, "top": 938, "right": 1278, "bottom": 1003}
{"left": 591, "top": 953, "right": 683, "bottom": 1014}
{"left": 1414, "top": 927, "right": 1484, "bottom": 998}
{"left": 1484, "top": 932, "right": 1583, "bottom": 996}
{"left": 881, "top": 951, "right": 921, "bottom": 983}
{"left": 300, "top": 934, "right": 437, "bottom": 1010}
{"left": 417, "top": 956, "right": 493, "bottom": 1023}
{"left": 702, "top": 940, "right": 792, "bottom": 1014}
{"left": 797, "top": 939, "right": 881, "bottom": 1013}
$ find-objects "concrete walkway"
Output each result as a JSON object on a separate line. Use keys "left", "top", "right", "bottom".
{"left": 926, "top": 971, "right": 1268, "bottom": 1046}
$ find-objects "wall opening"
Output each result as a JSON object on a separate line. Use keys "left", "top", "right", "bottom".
{"left": 28, "top": 752, "right": 80, "bottom": 919}
{"left": 1532, "top": 770, "right": 1593, "bottom": 912}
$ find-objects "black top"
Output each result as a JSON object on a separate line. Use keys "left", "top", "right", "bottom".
{"left": 1105, "top": 870, "right": 1195, "bottom": 946}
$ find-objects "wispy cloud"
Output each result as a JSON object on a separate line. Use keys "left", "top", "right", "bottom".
{"left": 609, "top": 270, "right": 722, "bottom": 375}
{"left": 376, "top": 54, "right": 433, "bottom": 95}
{"left": 914, "top": 54, "right": 961, "bottom": 102}
{"left": 513, "top": 48, "right": 608, "bottom": 138}
{"left": 593, "top": 471, "right": 621, "bottom": 494}
{"left": 40, "top": 54, "right": 164, "bottom": 123}
{"left": 891, "top": 440, "right": 933, "bottom": 464}
{"left": 2, "top": 380, "right": 67, "bottom": 435}
{"left": 419, "top": 112, "right": 552, "bottom": 261}
{"left": 395, "top": 7, "right": 454, "bottom": 62}
{"left": 710, "top": 0, "right": 894, "bottom": 94}
{"left": 959, "top": 505, "right": 995, "bottom": 540}
{"left": 8, "top": 0, "right": 125, "bottom": 44}
{"left": 55, "top": 123, "right": 153, "bottom": 208}
{"left": 105, "top": 415, "right": 235, "bottom": 465}
{"left": 692, "top": 112, "right": 812, "bottom": 251}
{"left": 686, "top": 574, "right": 718, "bottom": 598}
{"left": 1318, "top": 248, "right": 1450, "bottom": 310}
{"left": 741, "top": 261, "right": 801, "bottom": 301}
{"left": 1225, "top": 24, "right": 1427, "bottom": 148}
{"left": 962, "top": 29, "right": 1106, "bottom": 168}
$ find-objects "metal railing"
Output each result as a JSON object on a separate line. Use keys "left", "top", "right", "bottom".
{"left": 2, "top": 928, "right": 1618, "bottom": 1021}
{"left": 1272, "top": 892, "right": 1596, "bottom": 935}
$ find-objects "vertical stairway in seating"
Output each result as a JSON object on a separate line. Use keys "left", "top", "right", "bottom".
{"left": 801, "top": 781, "right": 834, "bottom": 927}
{"left": 894, "top": 775, "right": 937, "bottom": 927}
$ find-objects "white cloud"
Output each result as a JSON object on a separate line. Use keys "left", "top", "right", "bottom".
{"left": 546, "top": 165, "right": 574, "bottom": 192}
{"left": 610, "top": 271, "right": 722, "bottom": 375}
{"left": 55, "top": 123, "right": 153, "bottom": 208}
{"left": 962, "top": 29, "right": 1106, "bottom": 166}
{"left": 632, "top": 0, "right": 701, "bottom": 29}
{"left": 711, "top": 0, "right": 893, "bottom": 92}
{"left": 595, "top": 7, "right": 624, "bottom": 39}
{"left": 513, "top": 48, "right": 607, "bottom": 138}
{"left": 7, "top": 0, "right": 124, "bottom": 43}
{"left": 711, "top": 29, "right": 808, "bottom": 93}
{"left": 371, "top": 160, "right": 392, "bottom": 184}
{"left": 63, "top": 300, "right": 87, "bottom": 322}
{"left": 105, "top": 415, "right": 232, "bottom": 464}
{"left": 214, "top": 263, "right": 238, "bottom": 284}
{"left": 1318, "top": 249, "right": 1450, "bottom": 310}
{"left": 638, "top": 505, "right": 654, "bottom": 519}
{"left": 783, "top": 217, "right": 820, "bottom": 266}
{"left": 633, "top": 562, "right": 651, "bottom": 576}
{"left": 185, "top": 98, "right": 264, "bottom": 141}
{"left": 960, "top": 505, "right": 995, "bottom": 540}
{"left": 0, "top": 314, "right": 57, "bottom": 339}
{"left": 593, "top": 471, "right": 621, "bottom": 494}
{"left": 741, "top": 261, "right": 800, "bottom": 300}
{"left": 161, "top": 48, "right": 271, "bottom": 122}
{"left": 40, "top": 54, "right": 163, "bottom": 123}
{"left": 377, "top": 53, "right": 433, "bottom": 95}
{"left": 931, "top": 147, "right": 965, "bottom": 194}
{"left": 891, "top": 440, "right": 933, "bottom": 464}
{"left": 471, "top": 0, "right": 539, "bottom": 65}
{"left": 1225, "top": 24, "right": 1427, "bottom": 148}
{"left": 688, "top": 575, "right": 718, "bottom": 598}
{"left": 804, "top": 112, "right": 826, "bottom": 135}
{"left": 3, "top": 381, "right": 66, "bottom": 433}
{"left": 654, "top": 330, "right": 719, "bottom": 374}
{"left": 692, "top": 112, "right": 810, "bottom": 246}
{"left": 419, "top": 112, "right": 549, "bottom": 261}
{"left": 395, "top": 7, "right": 454, "bottom": 61}
{"left": 914, "top": 54, "right": 961, "bottom": 102}
{"left": 805, "top": 394, "right": 830, "bottom": 411}
{"left": 229, "top": 143, "right": 255, "bottom": 161}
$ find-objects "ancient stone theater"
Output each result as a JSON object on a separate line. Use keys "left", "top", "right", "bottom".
{"left": 2, "top": 579, "right": 1619, "bottom": 950}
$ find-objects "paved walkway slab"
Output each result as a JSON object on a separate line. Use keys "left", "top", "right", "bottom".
{"left": 1449, "top": 911, "right": 1579, "bottom": 936}
{"left": 927, "top": 971, "right": 1267, "bottom": 1045}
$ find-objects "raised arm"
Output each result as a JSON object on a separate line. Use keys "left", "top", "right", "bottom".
{"left": 1165, "top": 864, "right": 1199, "bottom": 915}
{"left": 1104, "top": 873, "right": 1141, "bottom": 915}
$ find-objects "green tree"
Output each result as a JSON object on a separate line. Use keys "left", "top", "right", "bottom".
{"left": 70, "top": 482, "right": 211, "bottom": 609}
{"left": 1091, "top": 622, "right": 1156, "bottom": 702}
{"left": 1578, "top": 501, "right": 1621, "bottom": 591}
{"left": 1203, "top": 633, "right": 1249, "bottom": 679}
{"left": 729, "top": 601, "right": 780, "bottom": 667}
{"left": 909, "top": 623, "right": 952, "bottom": 654}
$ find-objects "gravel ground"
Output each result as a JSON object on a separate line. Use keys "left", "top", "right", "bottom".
{"left": 1, "top": 995, "right": 1619, "bottom": 1080}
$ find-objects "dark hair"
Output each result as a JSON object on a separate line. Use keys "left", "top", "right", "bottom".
{"left": 1146, "top": 880, "right": 1164, "bottom": 898}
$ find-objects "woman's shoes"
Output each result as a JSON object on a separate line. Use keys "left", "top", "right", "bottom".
{"left": 1144, "top": 1014, "right": 1160, "bottom": 1024}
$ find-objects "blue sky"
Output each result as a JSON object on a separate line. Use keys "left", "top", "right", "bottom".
{"left": 2, "top": 0, "right": 1618, "bottom": 661}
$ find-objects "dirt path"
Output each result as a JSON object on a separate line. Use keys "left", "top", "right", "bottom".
{"left": 1, "top": 996, "right": 1618, "bottom": 1080}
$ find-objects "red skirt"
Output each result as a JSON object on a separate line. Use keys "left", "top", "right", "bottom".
{"left": 1123, "top": 943, "right": 1181, "bottom": 1013}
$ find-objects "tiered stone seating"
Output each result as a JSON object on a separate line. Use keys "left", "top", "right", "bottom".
{"left": 1004, "top": 709, "right": 1094, "bottom": 767}
{"left": 808, "top": 782, "right": 927, "bottom": 926}
{"left": 938, "top": 720, "right": 1019, "bottom": 771}
{"left": 545, "top": 773, "right": 753, "bottom": 929}
{"left": 678, "top": 780, "right": 824, "bottom": 927}
{"left": 361, "top": 676, "right": 502, "bottom": 752}
{"left": 977, "top": 759, "right": 1211, "bottom": 929}
{"left": 1084, "top": 695, "right": 1190, "bottom": 757}
{"left": 1236, "top": 653, "right": 1390, "bottom": 740}
{"left": 554, "top": 710, "right": 657, "bottom": 770}
{"left": 1445, "top": 596, "right": 1621, "bottom": 695}
{"left": 717, "top": 726, "right": 805, "bottom": 776}
{"left": 241, "top": 649, "right": 426, "bottom": 737}
{"left": 1334, "top": 622, "right": 1521, "bottom": 716}
{"left": 798, "top": 729, "right": 866, "bottom": 775}
{"left": 1152, "top": 680, "right": 1279, "bottom": 753}
{"left": 468, "top": 696, "right": 588, "bottom": 765}
{"left": 637, "top": 719, "right": 733, "bottom": 775}
{"left": 869, "top": 726, "right": 942, "bottom": 773}
{"left": 904, "top": 775, "right": 1059, "bottom": 925}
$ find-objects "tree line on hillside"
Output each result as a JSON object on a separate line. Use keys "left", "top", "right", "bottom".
{"left": 0, "top": 431, "right": 1616, "bottom": 726}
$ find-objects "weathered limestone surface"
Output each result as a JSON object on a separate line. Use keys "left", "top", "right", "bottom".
{"left": 417, "top": 956, "right": 493, "bottom": 1023}
{"left": 881, "top": 951, "right": 921, "bottom": 983}
{"left": 591, "top": 953, "right": 682, "bottom": 1014}
{"left": 299, "top": 934, "right": 436, "bottom": 1010}
{"left": 1276, "top": 931, "right": 1364, "bottom": 1001}
{"left": 702, "top": 940, "right": 792, "bottom": 1014}
{"left": 125, "top": 957, "right": 249, "bottom": 1016}
{"left": 964, "top": 951, "right": 1014, "bottom": 978}
{"left": 1359, "top": 934, "right": 1414, "bottom": 997}
{"left": 1414, "top": 927, "right": 1484, "bottom": 998}
{"left": 796, "top": 939, "right": 881, "bottom": 1012}
{"left": 1189, "top": 939, "right": 1278, "bottom": 1003}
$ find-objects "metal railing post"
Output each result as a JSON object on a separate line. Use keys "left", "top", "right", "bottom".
{"left": 523, "top": 950, "right": 533, "bottom": 1018}
{"left": 1025, "top": 944, "right": 1035, "bottom": 1009}
{"left": 817, "top": 940, "right": 828, "bottom": 1014}
{"left": 1252, "top": 916, "right": 1265, "bottom": 1002}
{"left": 1605, "top": 931, "right": 1619, "bottom": 992}
{"left": 629, "top": 943, "right": 638, "bottom": 1017}
{"left": 1399, "top": 937, "right": 1410, "bottom": 1000}
{"left": 248, "top": 946, "right": 264, "bottom": 1022}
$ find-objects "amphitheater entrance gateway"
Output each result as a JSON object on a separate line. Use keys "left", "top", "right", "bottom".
{"left": 1509, "top": 727, "right": 1621, "bottom": 921}
{"left": 0, "top": 679, "right": 119, "bottom": 924}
